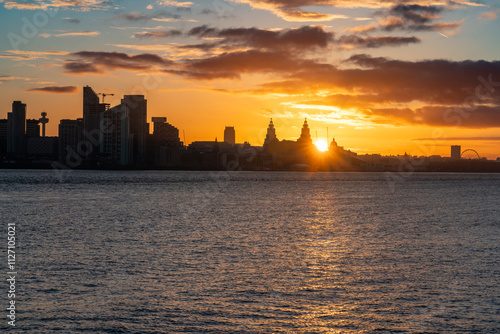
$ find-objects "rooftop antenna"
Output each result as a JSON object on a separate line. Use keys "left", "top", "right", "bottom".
{"left": 315, "top": 130, "right": 318, "bottom": 141}
{"left": 183, "top": 129, "right": 186, "bottom": 144}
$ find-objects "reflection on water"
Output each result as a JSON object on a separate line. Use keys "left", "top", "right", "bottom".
{"left": 1, "top": 170, "right": 499, "bottom": 333}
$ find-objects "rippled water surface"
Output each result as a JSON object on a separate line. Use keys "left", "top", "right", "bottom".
{"left": 1, "top": 170, "right": 499, "bottom": 333}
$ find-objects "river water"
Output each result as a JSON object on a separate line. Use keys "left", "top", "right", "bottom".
{"left": 0, "top": 170, "right": 499, "bottom": 333}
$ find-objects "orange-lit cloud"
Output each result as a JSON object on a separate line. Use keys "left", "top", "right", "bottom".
{"left": 234, "top": 0, "right": 483, "bottom": 21}
{"left": 26, "top": 85, "right": 78, "bottom": 93}
{"left": 479, "top": 9, "right": 500, "bottom": 21}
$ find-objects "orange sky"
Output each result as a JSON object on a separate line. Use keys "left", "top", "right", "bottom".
{"left": 1, "top": 0, "right": 500, "bottom": 158}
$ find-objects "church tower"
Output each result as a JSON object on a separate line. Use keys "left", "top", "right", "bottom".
{"left": 297, "top": 119, "right": 312, "bottom": 145}
{"left": 264, "top": 119, "right": 278, "bottom": 145}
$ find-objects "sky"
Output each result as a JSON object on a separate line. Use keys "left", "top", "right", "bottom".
{"left": 1, "top": 0, "right": 499, "bottom": 158}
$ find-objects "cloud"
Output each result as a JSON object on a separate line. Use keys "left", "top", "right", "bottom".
{"left": 184, "top": 25, "right": 421, "bottom": 52}
{"left": 157, "top": 0, "right": 193, "bottom": 8}
{"left": 0, "top": 50, "right": 69, "bottom": 60}
{"left": 169, "top": 49, "right": 330, "bottom": 80}
{"left": 133, "top": 29, "right": 182, "bottom": 39}
{"left": 64, "top": 62, "right": 103, "bottom": 74}
{"left": 26, "top": 85, "right": 78, "bottom": 93}
{"left": 478, "top": 9, "right": 500, "bottom": 20}
{"left": 0, "top": 75, "right": 31, "bottom": 84}
{"left": 63, "top": 51, "right": 172, "bottom": 74}
{"left": 63, "top": 17, "right": 81, "bottom": 24}
{"left": 111, "top": 11, "right": 182, "bottom": 22}
{"left": 51, "top": 31, "right": 100, "bottom": 37}
{"left": 233, "top": 0, "right": 482, "bottom": 22}
{"left": 202, "top": 53, "right": 499, "bottom": 128}
{"left": 0, "top": 0, "right": 114, "bottom": 11}
{"left": 238, "top": 0, "right": 350, "bottom": 21}
{"left": 336, "top": 35, "right": 420, "bottom": 49}
{"left": 414, "top": 137, "right": 500, "bottom": 141}
{"left": 366, "top": 105, "right": 500, "bottom": 128}
{"left": 350, "top": 4, "right": 463, "bottom": 34}
{"left": 188, "top": 25, "right": 335, "bottom": 51}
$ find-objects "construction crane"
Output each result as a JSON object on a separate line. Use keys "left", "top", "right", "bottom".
{"left": 98, "top": 93, "right": 115, "bottom": 104}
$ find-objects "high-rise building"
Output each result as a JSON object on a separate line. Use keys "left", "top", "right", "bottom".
{"left": 122, "top": 95, "right": 148, "bottom": 165}
{"left": 451, "top": 145, "right": 461, "bottom": 160}
{"left": 83, "top": 86, "right": 106, "bottom": 136}
{"left": 0, "top": 119, "right": 7, "bottom": 155}
{"left": 150, "top": 117, "right": 183, "bottom": 166}
{"left": 264, "top": 119, "right": 278, "bottom": 145}
{"left": 26, "top": 119, "right": 40, "bottom": 137}
{"left": 58, "top": 118, "right": 83, "bottom": 164}
{"left": 224, "top": 126, "right": 235, "bottom": 146}
{"left": 152, "top": 117, "right": 181, "bottom": 146}
{"left": 297, "top": 119, "right": 312, "bottom": 145}
{"left": 100, "top": 103, "right": 131, "bottom": 166}
{"left": 7, "top": 101, "right": 26, "bottom": 155}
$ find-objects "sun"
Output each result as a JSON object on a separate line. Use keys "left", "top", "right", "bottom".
{"left": 315, "top": 140, "right": 329, "bottom": 152}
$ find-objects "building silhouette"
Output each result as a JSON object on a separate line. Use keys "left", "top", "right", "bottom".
{"left": 83, "top": 86, "right": 106, "bottom": 134}
{"left": 26, "top": 119, "right": 40, "bottom": 138}
{"left": 58, "top": 118, "right": 83, "bottom": 165}
{"left": 224, "top": 126, "right": 235, "bottom": 146}
{"left": 451, "top": 145, "right": 461, "bottom": 160}
{"left": 123, "top": 95, "right": 148, "bottom": 165}
{"left": 264, "top": 119, "right": 278, "bottom": 145}
{"left": 149, "top": 117, "right": 184, "bottom": 167}
{"left": 7, "top": 101, "right": 27, "bottom": 156}
{"left": 0, "top": 119, "right": 7, "bottom": 156}
{"left": 100, "top": 103, "right": 131, "bottom": 166}
{"left": 297, "top": 119, "right": 312, "bottom": 146}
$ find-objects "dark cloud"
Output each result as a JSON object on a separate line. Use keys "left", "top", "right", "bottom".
{"left": 388, "top": 4, "right": 443, "bottom": 25}
{"left": 133, "top": 29, "right": 182, "bottom": 39}
{"left": 64, "top": 51, "right": 172, "bottom": 74}
{"left": 168, "top": 49, "right": 331, "bottom": 80}
{"left": 349, "top": 3, "right": 462, "bottom": 34}
{"left": 26, "top": 86, "right": 78, "bottom": 93}
{"left": 225, "top": 54, "right": 500, "bottom": 128}
{"left": 337, "top": 35, "right": 420, "bottom": 48}
{"left": 188, "top": 25, "right": 334, "bottom": 51}
{"left": 367, "top": 106, "right": 500, "bottom": 128}
{"left": 378, "top": 4, "right": 460, "bottom": 32}
{"left": 184, "top": 25, "right": 418, "bottom": 51}
{"left": 64, "top": 62, "right": 102, "bottom": 74}
{"left": 63, "top": 17, "right": 81, "bottom": 24}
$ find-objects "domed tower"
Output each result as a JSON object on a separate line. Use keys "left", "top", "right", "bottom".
{"left": 264, "top": 119, "right": 278, "bottom": 145}
{"left": 297, "top": 119, "right": 312, "bottom": 145}
{"left": 329, "top": 138, "right": 338, "bottom": 151}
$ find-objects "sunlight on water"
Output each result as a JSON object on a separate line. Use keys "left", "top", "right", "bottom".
{"left": 0, "top": 170, "right": 499, "bottom": 333}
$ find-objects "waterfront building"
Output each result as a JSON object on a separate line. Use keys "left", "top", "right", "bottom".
{"left": 224, "top": 126, "right": 235, "bottom": 146}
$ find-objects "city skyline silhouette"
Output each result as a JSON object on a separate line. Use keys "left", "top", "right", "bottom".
{"left": 1, "top": 1, "right": 499, "bottom": 159}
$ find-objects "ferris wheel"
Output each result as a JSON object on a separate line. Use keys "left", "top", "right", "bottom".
{"left": 461, "top": 149, "right": 480, "bottom": 160}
